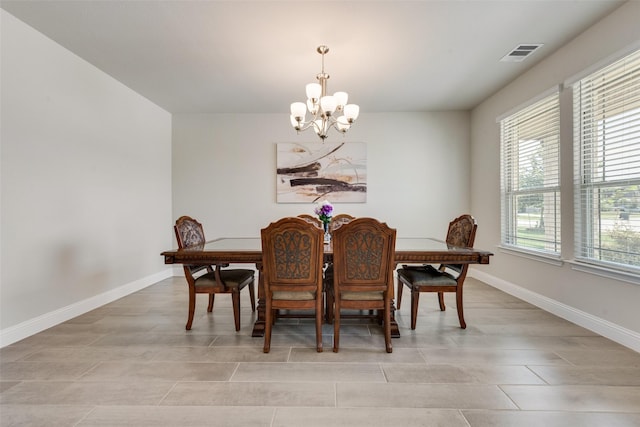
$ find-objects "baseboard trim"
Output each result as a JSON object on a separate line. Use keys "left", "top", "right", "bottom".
{"left": 0, "top": 269, "right": 173, "bottom": 348}
{"left": 469, "top": 269, "right": 640, "bottom": 353}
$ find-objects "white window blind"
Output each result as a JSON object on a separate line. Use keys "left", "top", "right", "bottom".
{"left": 500, "top": 92, "right": 561, "bottom": 254}
{"left": 573, "top": 49, "right": 640, "bottom": 271}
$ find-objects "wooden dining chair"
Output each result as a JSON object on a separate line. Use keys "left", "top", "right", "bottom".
{"left": 261, "top": 216, "right": 325, "bottom": 353}
{"left": 174, "top": 216, "right": 255, "bottom": 331}
{"left": 331, "top": 217, "right": 396, "bottom": 353}
{"left": 324, "top": 213, "right": 355, "bottom": 323}
{"left": 396, "top": 214, "right": 477, "bottom": 329}
{"left": 263, "top": 214, "right": 323, "bottom": 324}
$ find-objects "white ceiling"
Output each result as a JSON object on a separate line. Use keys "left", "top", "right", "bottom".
{"left": 1, "top": 0, "right": 626, "bottom": 114}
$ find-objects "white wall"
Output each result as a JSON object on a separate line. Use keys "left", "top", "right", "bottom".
{"left": 470, "top": 1, "right": 640, "bottom": 348}
{"left": 172, "top": 111, "right": 471, "bottom": 240}
{"left": 0, "top": 11, "right": 173, "bottom": 345}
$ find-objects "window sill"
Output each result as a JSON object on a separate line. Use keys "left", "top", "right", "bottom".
{"left": 568, "top": 260, "right": 640, "bottom": 285}
{"left": 497, "top": 247, "right": 640, "bottom": 284}
{"left": 498, "top": 245, "right": 564, "bottom": 266}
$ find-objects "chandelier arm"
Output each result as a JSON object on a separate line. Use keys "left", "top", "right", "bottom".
{"left": 295, "top": 120, "right": 317, "bottom": 133}
{"left": 296, "top": 107, "right": 322, "bottom": 128}
{"left": 327, "top": 118, "right": 343, "bottom": 133}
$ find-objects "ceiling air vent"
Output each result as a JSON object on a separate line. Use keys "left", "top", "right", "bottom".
{"left": 500, "top": 44, "right": 544, "bottom": 62}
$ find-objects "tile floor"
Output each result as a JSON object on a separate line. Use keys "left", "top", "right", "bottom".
{"left": 1, "top": 276, "right": 640, "bottom": 426}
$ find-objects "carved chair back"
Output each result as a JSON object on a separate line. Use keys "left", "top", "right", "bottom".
{"left": 332, "top": 217, "right": 396, "bottom": 293}
{"left": 174, "top": 215, "right": 206, "bottom": 248}
{"left": 174, "top": 215, "right": 210, "bottom": 276}
{"left": 329, "top": 213, "right": 355, "bottom": 233}
{"left": 444, "top": 214, "right": 477, "bottom": 274}
{"left": 297, "top": 214, "right": 323, "bottom": 229}
{"left": 261, "top": 217, "right": 325, "bottom": 292}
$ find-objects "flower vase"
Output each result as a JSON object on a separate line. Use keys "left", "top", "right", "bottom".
{"left": 323, "top": 221, "right": 331, "bottom": 243}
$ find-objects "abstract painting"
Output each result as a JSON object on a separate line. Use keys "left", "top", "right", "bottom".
{"left": 276, "top": 142, "right": 367, "bottom": 203}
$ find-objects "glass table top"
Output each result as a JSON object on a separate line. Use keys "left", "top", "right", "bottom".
{"left": 176, "top": 237, "right": 472, "bottom": 253}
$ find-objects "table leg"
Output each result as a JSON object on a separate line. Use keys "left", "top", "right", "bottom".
{"left": 390, "top": 299, "right": 400, "bottom": 338}
{"left": 390, "top": 268, "right": 400, "bottom": 337}
{"left": 251, "top": 262, "right": 266, "bottom": 337}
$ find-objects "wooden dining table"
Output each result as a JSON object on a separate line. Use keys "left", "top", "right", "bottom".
{"left": 161, "top": 237, "right": 493, "bottom": 338}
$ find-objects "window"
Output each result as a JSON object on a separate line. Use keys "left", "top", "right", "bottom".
{"left": 500, "top": 92, "right": 561, "bottom": 255}
{"left": 573, "top": 49, "right": 640, "bottom": 272}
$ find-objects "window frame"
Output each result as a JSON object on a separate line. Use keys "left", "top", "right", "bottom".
{"left": 499, "top": 89, "right": 562, "bottom": 257}
{"left": 571, "top": 48, "right": 640, "bottom": 275}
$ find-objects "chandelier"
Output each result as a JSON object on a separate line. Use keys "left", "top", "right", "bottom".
{"left": 290, "top": 45, "right": 360, "bottom": 141}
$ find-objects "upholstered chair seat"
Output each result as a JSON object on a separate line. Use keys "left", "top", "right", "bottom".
{"left": 341, "top": 291, "right": 384, "bottom": 301}
{"left": 397, "top": 265, "right": 458, "bottom": 287}
{"left": 191, "top": 269, "right": 255, "bottom": 291}
{"left": 272, "top": 290, "right": 316, "bottom": 300}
